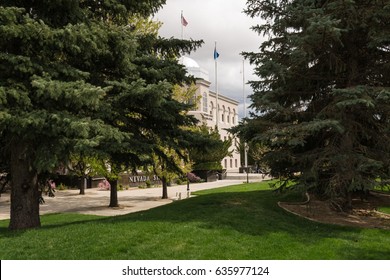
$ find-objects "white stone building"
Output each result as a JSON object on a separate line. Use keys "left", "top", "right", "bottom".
{"left": 181, "top": 57, "right": 240, "bottom": 172}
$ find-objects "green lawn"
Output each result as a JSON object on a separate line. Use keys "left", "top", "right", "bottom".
{"left": 378, "top": 207, "right": 390, "bottom": 214}
{"left": 1, "top": 182, "right": 389, "bottom": 259}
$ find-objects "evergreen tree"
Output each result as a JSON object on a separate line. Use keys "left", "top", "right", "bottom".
{"left": 144, "top": 85, "right": 198, "bottom": 200}
{"left": 189, "top": 125, "right": 232, "bottom": 171}
{"left": 240, "top": 0, "right": 390, "bottom": 209}
{"left": 0, "top": 1, "right": 202, "bottom": 230}
{"left": 105, "top": 13, "right": 203, "bottom": 203}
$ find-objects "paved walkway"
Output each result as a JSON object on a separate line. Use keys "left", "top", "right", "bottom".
{"left": 0, "top": 176, "right": 268, "bottom": 220}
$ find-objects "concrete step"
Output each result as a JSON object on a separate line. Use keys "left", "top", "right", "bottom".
{"left": 225, "top": 173, "right": 270, "bottom": 181}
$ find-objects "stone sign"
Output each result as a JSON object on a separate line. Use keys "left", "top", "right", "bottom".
{"left": 118, "top": 173, "right": 161, "bottom": 188}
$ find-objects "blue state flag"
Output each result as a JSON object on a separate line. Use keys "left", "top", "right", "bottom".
{"left": 214, "top": 47, "right": 219, "bottom": 60}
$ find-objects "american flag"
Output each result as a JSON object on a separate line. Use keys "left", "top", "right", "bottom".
{"left": 181, "top": 13, "right": 188, "bottom": 27}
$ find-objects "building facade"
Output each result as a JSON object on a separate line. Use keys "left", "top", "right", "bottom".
{"left": 181, "top": 57, "right": 240, "bottom": 172}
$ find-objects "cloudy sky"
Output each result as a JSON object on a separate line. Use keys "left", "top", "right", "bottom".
{"left": 155, "top": 0, "right": 264, "bottom": 117}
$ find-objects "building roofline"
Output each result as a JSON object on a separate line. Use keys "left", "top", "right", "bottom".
{"left": 209, "top": 90, "right": 239, "bottom": 105}
{"left": 195, "top": 78, "right": 211, "bottom": 86}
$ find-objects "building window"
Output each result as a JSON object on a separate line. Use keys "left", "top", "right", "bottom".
{"left": 232, "top": 109, "right": 236, "bottom": 124}
{"left": 224, "top": 159, "right": 227, "bottom": 168}
{"left": 203, "top": 92, "right": 208, "bottom": 112}
{"left": 209, "top": 101, "right": 214, "bottom": 119}
{"left": 235, "top": 159, "right": 238, "bottom": 168}
{"left": 230, "top": 159, "right": 233, "bottom": 168}
{"left": 222, "top": 105, "right": 225, "bottom": 122}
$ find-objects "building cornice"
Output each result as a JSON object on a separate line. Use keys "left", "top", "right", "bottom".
{"left": 196, "top": 78, "right": 211, "bottom": 87}
{"left": 209, "top": 90, "right": 239, "bottom": 105}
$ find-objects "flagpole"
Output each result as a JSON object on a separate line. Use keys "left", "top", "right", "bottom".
{"left": 215, "top": 41, "right": 219, "bottom": 129}
{"left": 243, "top": 59, "right": 248, "bottom": 183}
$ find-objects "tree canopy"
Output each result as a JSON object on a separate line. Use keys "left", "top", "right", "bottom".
{"left": 0, "top": 0, "right": 203, "bottom": 230}
{"left": 238, "top": 0, "right": 390, "bottom": 209}
{"left": 189, "top": 125, "right": 232, "bottom": 171}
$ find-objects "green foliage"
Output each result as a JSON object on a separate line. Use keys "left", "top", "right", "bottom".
{"left": 189, "top": 125, "right": 231, "bottom": 171}
{"left": 145, "top": 180, "right": 151, "bottom": 188}
{"left": 239, "top": 0, "right": 390, "bottom": 209}
{"left": 0, "top": 5, "right": 126, "bottom": 173}
{"left": 0, "top": 0, "right": 204, "bottom": 229}
{"left": 67, "top": 154, "right": 107, "bottom": 178}
{"left": 172, "top": 83, "right": 199, "bottom": 109}
{"left": 57, "top": 183, "right": 67, "bottom": 191}
{"left": 248, "top": 142, "right": 270, "bottom": 171}
{"left": 378, "top": 207, "right": 390, "bottom": 214}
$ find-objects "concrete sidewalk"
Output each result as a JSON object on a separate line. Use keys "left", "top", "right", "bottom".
{"left": 0, "top": 177, "right": 267, "bottom": 220}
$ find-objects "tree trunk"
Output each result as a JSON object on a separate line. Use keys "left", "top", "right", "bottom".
{"left": 161, "top": 177, "right": 168, "bottom": 199}
{"left": 9, "top": 141, "right": 41, "bottom": 230}
{"left": 79, "top": 176, "right": 86, "bottom": 195}
{"left": 109, "top": 179, "right": 118, "bottom": 207}
{"left": 345, "top": 191, "right": 353, "bottom": 211}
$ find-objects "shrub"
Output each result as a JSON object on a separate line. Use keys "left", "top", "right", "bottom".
{"left": 187, "top": 172, "right": 202, "bottom": 183}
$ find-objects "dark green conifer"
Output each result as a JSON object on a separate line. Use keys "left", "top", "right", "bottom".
{"left": 0, "top": 1, "right": 202, "bottom": 229}
{"left": 240, "top": 0, "right": 390, "bottom": 209}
